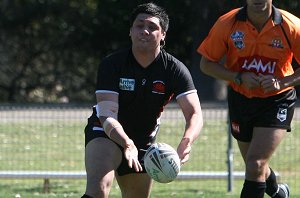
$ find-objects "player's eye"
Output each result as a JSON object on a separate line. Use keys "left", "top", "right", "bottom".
{"left": 148, "top": 25, "right": 158, "bottom": 32}
{"left": 135, "top": 24, "right": 144, "bottom": 29}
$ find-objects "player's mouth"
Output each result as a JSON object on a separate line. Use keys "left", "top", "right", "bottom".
{"left": 251, "top": 2, "right": 266, "bottom": 10}
{"left": 253, "top": 2, "right": 264, "bottom": 7}
{"left": 139, "top": 38, "right": 149, "bottom": 43}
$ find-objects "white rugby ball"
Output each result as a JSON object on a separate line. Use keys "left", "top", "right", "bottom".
{"left": 144, "top": 142, "right": 181, "bottom": 183}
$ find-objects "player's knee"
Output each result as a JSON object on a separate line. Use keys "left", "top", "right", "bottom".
{"left": 99, "top": 180, "right": 113, "bottom": 195}
{"left": 121, "top": 190, "right": 150, "bottom": 198}
{"left": 246, "top": 158, "right": 267, "bottom": 177}
{"left": 85, "top": 178, "right": 113, "bottom": 198}
{"left": 120, "top": 184, "right": 151, "bottom": 198}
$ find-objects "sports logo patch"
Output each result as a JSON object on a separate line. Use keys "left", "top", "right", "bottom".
{"left": 270, "top": 39, "right": 283, "bottom": 48}
{"left": 152, "top": 81, "right": 165, "bottom": 94}
{"left": 238, "top": 56, "right": 278, "bottom": 74}
{"left": 277, "top": 108, "right": 287, "bottom": 122}
{"left": 231, "top": 31, "right": 245, "bottom": 49}
{"left": 119, "top": 78, "right": 135, "bottom": 91}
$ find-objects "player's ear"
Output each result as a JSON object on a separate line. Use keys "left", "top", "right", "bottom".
{"left": 161, "top": 31, "right": 166, "bottom": 40}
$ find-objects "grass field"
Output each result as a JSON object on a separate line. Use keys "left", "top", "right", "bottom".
{"left": 1, "top": 106, "right": 300, "bottom": 197}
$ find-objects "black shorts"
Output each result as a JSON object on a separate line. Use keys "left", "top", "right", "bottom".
{"left": 84, "top": 112, "right": 149, "bottom": 176}
{"left": 228, "top": 88, "right": 297, "bottom": 142}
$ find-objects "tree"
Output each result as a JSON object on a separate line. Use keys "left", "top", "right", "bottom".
{"left": 0, "top": 0, "right": 299, "bottom": 103}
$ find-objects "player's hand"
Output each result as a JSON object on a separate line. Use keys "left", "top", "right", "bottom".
{"left": 239, "top": 72, "right": 261, "bottom": 90}
{"left": 124, "top": 139, "right": 143, "bottom": 172}
{"left": 177, "top": 137, "right": 192, "bottom": 165}
{"left": 258, "top": 74, "right": 281, "bottom": 93}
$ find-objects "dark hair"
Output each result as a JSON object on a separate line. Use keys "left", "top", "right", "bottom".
{"left": 130, "top": 3, "right": 169, "bottom": 32}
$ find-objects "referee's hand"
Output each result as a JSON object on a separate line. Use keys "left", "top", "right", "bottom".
{"left": 258, "top": 74, "right": 281, "bottom": 93}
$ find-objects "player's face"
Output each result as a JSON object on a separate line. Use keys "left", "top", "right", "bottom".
{"left": 130, "top": 13, "right": 166, "bottom": 53}
{"left": 246, "top": 0, "right": 272, "bottom": 14}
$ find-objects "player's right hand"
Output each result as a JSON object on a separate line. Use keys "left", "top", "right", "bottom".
{"left": 177, "top": 137, "right": 191, "bottom": 165}
{"left": 240, "top": 72, "right": 261, "bottom": 90}
{"left": 124, "top": 139, "right": 143, "bottom": 172}
{"left": 258, "top": 73, "right": 281, "bottom": 93}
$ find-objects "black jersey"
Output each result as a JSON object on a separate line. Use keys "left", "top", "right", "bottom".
{"left": 91, "top": 47, "right": 196, "bottom": 147}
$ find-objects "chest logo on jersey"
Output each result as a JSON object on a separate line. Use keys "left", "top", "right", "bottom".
{"left": 238, "top": 56, "right": 278, "bottom": 74}
{"left": 231, "top": 31, "right": 245, "bottom": 49}
{"left": 152, "top": 81, "right": 165, "bottom": 95}
{"left": 119, "top": 78, "right": 135, "bottom": 91}
{"left": 269, "top": 39, "right": 284, "bottom": 49}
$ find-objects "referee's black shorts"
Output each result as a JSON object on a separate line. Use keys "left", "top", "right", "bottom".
{"left": 228, "top": 88, "right": 297, "bottom": 142}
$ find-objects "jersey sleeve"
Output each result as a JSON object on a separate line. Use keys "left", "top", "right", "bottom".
{"left": 171, "top": 60, "right": 197, "bottom": 99}
{"left": 96, "top": 55, "right": 120, "bottom": 92}
{"left": 291, "top": 19, "right": 300, "bottom": 65}
{"left": 197, "top": 15, "right": 233, "bottom": 62}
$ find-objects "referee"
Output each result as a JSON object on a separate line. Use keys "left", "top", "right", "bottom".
{"left": 198, "top": 1, "right": 300, "bottom": 198}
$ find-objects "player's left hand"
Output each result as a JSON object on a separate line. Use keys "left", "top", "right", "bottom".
{"left": 124, "top": 139, "right": 143, "bottom": 172}
{"left": 177, "top": 137, "right": 192, "bottom": 165}
{"left": 258, "top": 74, "right": 281, "bottom": 93}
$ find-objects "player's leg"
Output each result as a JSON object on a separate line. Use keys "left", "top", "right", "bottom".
{"left": 83, "top": 137, "right": 122, "bottom": 198}
{"left": 237, "top": 140, "right": 249, "bottom": 162}
{"left": 239, "top": 127, "right": 286, "bottom": 198}
{"left": 238, "top": 141, "right": 272, "bottom": 181}
{"left": 238, "top": 140, "right": 267, "bottom": 198}
{"left": 116, "top": 173, "right": 153, "bottom": 198}
{"left": 238, "top": 140, "right": 285, "bottom": 197}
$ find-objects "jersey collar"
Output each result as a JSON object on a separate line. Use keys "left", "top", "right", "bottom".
{"left": 236, "top": 5, "right": 282, "bottom": 25}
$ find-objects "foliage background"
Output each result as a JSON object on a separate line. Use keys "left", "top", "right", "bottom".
{"left": 0, "top": 0, "right": 299, "bottom": 103}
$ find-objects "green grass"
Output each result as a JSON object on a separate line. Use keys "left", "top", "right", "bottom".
{"left": 0, "top": 179, "right": 244, "bottom": 198}
{"left": 1, "top": 108, "right": 300, "bottom": 197}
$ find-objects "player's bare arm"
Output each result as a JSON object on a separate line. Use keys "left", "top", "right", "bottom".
{"left": 200, "top": 56, "right": 260, "bottom": 89}
{"left": 176, "top": 92, "right": 203, "bottom": 164}
{"left": 200, "top": 56, "right": 237, "bottom": 82}
{"left": 259, "top": 68, "right": 300, "bottom": 93}
{"left": 279, "top": 69, "right": 300, "bottom": 89}
{"left": 97, "top": 92, "right": 142, "bottom": 172}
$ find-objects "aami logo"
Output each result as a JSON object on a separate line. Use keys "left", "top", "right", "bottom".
{"left": 238, "top": 56, "right": 278, "bottom": 74}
